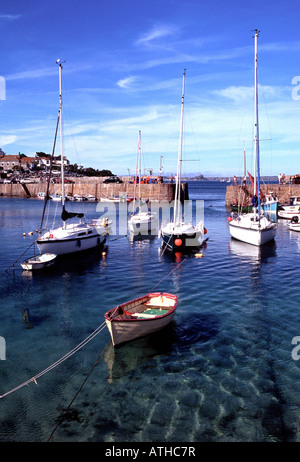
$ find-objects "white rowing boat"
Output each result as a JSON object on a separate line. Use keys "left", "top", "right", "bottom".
{"left": 105, "top": 292, "right": 178, "bottom": 347}
{"left": 20, "top": 253, "right": 57, "bottom": 271}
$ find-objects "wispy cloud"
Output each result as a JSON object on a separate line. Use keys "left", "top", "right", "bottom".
{"left": 214, "top": 85, "right": 252, "bottom": 102}
{"left": 213, "top": 84, "right": 290, "bottom": 103}
{"left": 0, "top": 135, "right": 17, "bottom": 146}
{"left": 136, "top": 24, "right": 178, "bottom": 48}
{"left": 116, "top": 76, "right": 138, "bottom": 90}
{"left": 260, "top": 41, "right": 300, "bottom": 52}
{"left": 0, "top": 14, "right": 21, "bottom": 20}
{"left": 5, "top": 67, "right": 56, "bottom": 81}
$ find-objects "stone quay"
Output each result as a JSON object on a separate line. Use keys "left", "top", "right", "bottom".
{"left": 0, "top": 177, "right": 189, "bottom": 202}
{"left": 225, "top": 183, "right": 300, "bottom": 208}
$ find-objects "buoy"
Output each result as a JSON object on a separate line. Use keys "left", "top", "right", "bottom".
{"left": 28, "top": 231, "right": 33, "bottom": 236}
{"left": 174, "top": 252, "right": 182, "bottom": 262}
{"left": 23, "top": 233, "right": 26, "bottom": 237}
{"left": 195, "top": 253, "right": 204, "bottom": 258}
{"left": 204, "top": 228, "right": 207, "bottom": 234}
{"left": 102, "top": 251, "right": 106, "bottom": 256}
{"left": 228, "top": 216, "right": 233, "bottom": 222}
{"left": 174, "top": 238, "right": 182, "bottom": 247}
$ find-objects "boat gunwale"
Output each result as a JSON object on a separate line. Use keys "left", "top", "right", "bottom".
{"left": 105, "top": 292, "right": 178, "bottom": 323}
{"left": 229, "top": 221, "right": 277, "bottom": 233}
{"left": 36, "top": 231, "right": 103, "bottom": 244}
{"left": 23, "top": 253, "right": 57, "bottom": 263}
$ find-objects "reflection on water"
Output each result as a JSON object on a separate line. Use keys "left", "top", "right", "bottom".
{"left": 229, "top": 238, "right": 277, "bottom": 264}
{"left": 104, "top": 325, "right": 176, "bottom": 383}
{"left": 2, "top": 187, "right": 300, "bottom": 442}
{"left": 128, "top": 232, "right": 157, "bottom": 244}
{"left": 104, "top": 312, "right": 219, "bottom": 383}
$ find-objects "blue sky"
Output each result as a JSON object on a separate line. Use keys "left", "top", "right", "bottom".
{"left": 1, "top": 0, "right": 300, "bottom": 177}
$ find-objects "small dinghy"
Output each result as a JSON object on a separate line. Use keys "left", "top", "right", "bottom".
{"left": 20, "top": 253, "right": 57, "bottom": 271}
{"left": 105, "top": 292, "right": 178, "bottom": 347}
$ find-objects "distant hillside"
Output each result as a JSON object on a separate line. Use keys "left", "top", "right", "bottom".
{"left": 180, "top": 175, "right": 280, "bottom": 182}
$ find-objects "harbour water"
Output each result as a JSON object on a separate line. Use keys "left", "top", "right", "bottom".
{"left": 0, "top": 181, "right": 300, "bottom": 442}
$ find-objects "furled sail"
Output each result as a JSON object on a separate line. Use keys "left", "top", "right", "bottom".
{"left": 61, "top": 208, "right": 84, "bottom": 222}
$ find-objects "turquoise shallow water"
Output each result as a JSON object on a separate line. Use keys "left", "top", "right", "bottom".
{"left": 0, "top": 181, "right": 300, "bottom": 442}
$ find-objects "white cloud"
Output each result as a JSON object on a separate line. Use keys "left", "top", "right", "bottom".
{"left": 213, "top": 86, "right": 252, "bottom": 102}
{"left": 0, "top": 135, "right": 18, "bottom": 146}
{"left": 6, "top": 67, "right": 56, "bottom": 81}
{"left": 116, "top": 76, "right": 138, "bottom": 89}
{"left": 136, "top": 24, "right": 177, "bottom": 47}
{"left": 0, "top": 14, "right": 21, "bottom": 20}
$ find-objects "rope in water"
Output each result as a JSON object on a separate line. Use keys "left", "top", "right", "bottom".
{"left": 47, "top": 340, "right": 112, "bottom": 442}
{"left": 46, "top": 260, "right": 186, "bottom": 441}
{"left": 0, "top": 321, "right": 108, "bottom": 399}
{"left": 5, "top": 241, "right": 36, "bottom": 272}
{"left": 0, "top": 259, "right": 186, "bottom": 400}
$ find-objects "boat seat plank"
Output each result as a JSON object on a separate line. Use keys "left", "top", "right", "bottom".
{"left": 133, "top": 309, "right": 169, "bottom": 319}
{"left": 144, "top": 308, "right": 169, "bottom": 315}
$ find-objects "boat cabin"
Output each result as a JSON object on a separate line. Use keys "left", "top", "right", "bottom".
{"left": 290, "top": 196, "right": 300, "bottom": 206}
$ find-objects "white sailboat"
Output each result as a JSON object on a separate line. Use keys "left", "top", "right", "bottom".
{"left": 278, "top": 196, "right": 300, "bottom": 219}
{"left": 228, "top": 30, "right": 277, "bottom": 246}
{"left": 160, "top": 70, "right": 206, "bottom": 252}
{"left": 36, "top": 60, "right": 107, "bottom": 256}
{"left": 128, "top": 130, "right": 157, "bottom": 235}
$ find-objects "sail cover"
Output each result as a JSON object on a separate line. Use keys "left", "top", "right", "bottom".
{"left": 61, "top": 208, "right": 84, "bottom": 221}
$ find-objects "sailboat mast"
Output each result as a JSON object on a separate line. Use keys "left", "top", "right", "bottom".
{"left": 58, "top": 60, "right": 65, "bottom": 215}
{"left": 253, "top": 30, "right": 261, "bottom": 219}
{"left": 138, "top": 130, "right": 141, "bottom": 213}
{"left": 174, "top": 69, "right": 186, "bottom": 225}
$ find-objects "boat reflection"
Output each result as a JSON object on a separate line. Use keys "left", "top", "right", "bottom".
{"left": 104, "top": 323, "right": 176, "bottom": 383}
{"left": 229, "top": 238, "right": 277, "bottom": 263}
{"left": 158, "top": 239, "right": 207, "bottom": 263}
{"left": 287, "top": 228, "right": 300, "bottom": 251}
{"left": 104, "top": 310, "right": 219, "bottom": 383}
{"left": 128, "top": 231, "right": 157, "bottom": 244}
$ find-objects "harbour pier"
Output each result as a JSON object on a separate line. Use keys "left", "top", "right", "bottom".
{"left": 225, "top": 183, "right": 300, "bottom": 208}
{"left": 0, "top": 178, "right": 189, "bottom": 202}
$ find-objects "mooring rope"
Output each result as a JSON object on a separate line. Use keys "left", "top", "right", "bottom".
{"left": 46, "top": 260, "right": 186, "bottom": 441}
{"left": 151, "top": 257, "right": 186, "bottom": 290}
{"left": 5, "top": 241, "right": 36, "bottom": 272}
{"left": 47, "top": 340, "right": 112, "bottom": 442}
{"left": 0, "top": 259, "right": 185, "bottom": 400}
{"left": 0, "top": 320, "right": 108, "bottom": 399}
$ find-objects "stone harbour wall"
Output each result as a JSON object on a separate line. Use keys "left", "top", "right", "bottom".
{"left": 225, "top": 184, "right": 300, "bottom": 207}
{"left": 0, "top": 178, "right": 189, "bottom": 202}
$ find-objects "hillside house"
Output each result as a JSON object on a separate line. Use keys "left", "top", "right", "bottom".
{"left": 35, "top": 153, "right": 70, "bottom": 170}
{"left": 0, "top": 153, "right": 37, "bottom": 171}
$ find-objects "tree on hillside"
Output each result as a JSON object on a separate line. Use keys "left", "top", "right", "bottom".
{"left": 76, "top": 167, "right": 114, "bottom": 177}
